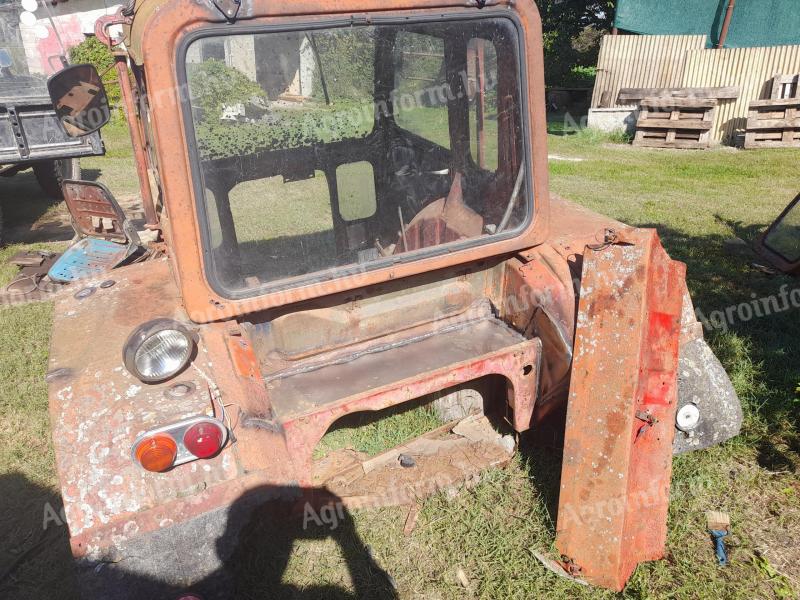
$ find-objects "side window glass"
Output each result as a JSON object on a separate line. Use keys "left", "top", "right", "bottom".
{"left": 221, "top": 173, "right": 335, "bottom": 284}
{"left": 393, "top": 32, "right": 450, "bottom": 148}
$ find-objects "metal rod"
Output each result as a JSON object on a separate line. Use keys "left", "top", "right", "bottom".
{"left": 717, "top": 0, "right": 736, "bottom": 48}
{"left": 39, "top": 0, "right": 67, "bottom": 66}
{"left": 114, "top": 53, "right": 159, "bottom": 229}
{"left": 398, "top": 206, "right": 408, "bottom": 251}
{"left": 497, "top": 164, "right": 525, "bottom": 234}
{"left": 475, "top": 40, "right": 486, "bottom": 169}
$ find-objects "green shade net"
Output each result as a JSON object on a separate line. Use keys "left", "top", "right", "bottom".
{"left": 614, "top": 0, "right": 800, "bottom": 48}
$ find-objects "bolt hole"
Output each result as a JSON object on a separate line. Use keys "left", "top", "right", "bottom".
{"left": 522, "top": 365, "right": 533, "bottom": 376}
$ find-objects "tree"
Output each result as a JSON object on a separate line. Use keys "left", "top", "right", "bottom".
{"left": 537, "top": 0, "right": 616, "bottom": 87}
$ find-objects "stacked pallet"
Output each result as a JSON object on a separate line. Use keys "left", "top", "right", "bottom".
{"left": 744, "top": 74, "right": 800, "bottom": 149}
{"left": 633, "top": 97, "right": 717, "bottom": 149}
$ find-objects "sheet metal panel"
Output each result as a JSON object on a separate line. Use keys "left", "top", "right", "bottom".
{"left": 555, "top": 229, "right": 685, "bottom": 590}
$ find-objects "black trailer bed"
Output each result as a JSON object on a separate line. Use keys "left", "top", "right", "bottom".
{"left": 0, "top": 94, "right": 102, "bottom": 164}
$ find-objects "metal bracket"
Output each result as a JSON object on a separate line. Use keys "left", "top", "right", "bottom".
{"left": 635, "top": 410, "right": 659, "bottom": 440}
{"left": 6, "top": 106, "right": 30, "bottom": 159}
{"left": 212, "top": 0, "right": 241, "bottom": 21}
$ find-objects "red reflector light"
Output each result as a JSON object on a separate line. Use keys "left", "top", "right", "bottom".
{"left": 135, "top": 434, "right": 177, "bottom": 472}
{"left": 183, "top": 423, "right": 223, "bottom": 459}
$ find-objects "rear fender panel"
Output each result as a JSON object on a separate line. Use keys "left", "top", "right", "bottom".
{"left": 555, "top": 229, "right": 685, "bottom": 591}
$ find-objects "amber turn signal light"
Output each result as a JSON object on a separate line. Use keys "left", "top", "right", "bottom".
{"left": 134, "top": 434, "right": 178, "bottom": 472}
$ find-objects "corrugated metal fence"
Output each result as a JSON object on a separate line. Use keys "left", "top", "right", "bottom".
{"left": 591, "top": 35, "right": 707, "bottom": 108}
{"left": 682, "top": 45, "right": 800, "bottom": 143}
{"left": 592, "top": 35, "right": 800, "bottom": 144}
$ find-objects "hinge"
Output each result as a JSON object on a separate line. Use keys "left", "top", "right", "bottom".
{"left": 212, "top": 0, "right": 241, "bottom": 22}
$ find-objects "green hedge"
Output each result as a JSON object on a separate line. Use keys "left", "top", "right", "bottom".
{"left": 195, "top": 103, "right": 371, "bottom": 160}
{"left": 187, "top": 59, "right": 267, "bottom": 122}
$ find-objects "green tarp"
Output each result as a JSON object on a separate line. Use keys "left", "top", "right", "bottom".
{"left": 614, "top": 0, "right": 800, "bottom": 48}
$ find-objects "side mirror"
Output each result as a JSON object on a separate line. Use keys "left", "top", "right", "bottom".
{"left": 0, "top": 48, "right": 12, "bottom": 69}
{"left": 47, "top": 64, "right": 111, "bottom": 137}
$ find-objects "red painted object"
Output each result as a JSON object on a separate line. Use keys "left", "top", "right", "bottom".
{"left": 555, "top": 229, "right": 685, "bottom": 590}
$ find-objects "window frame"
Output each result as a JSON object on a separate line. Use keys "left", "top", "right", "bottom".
{"left": 177, "top": 11, "right": 535, "bottom": 301}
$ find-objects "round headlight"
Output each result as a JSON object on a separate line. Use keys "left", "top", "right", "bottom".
{"left": 123, "top": 319, "right": 196, "bottom": 383}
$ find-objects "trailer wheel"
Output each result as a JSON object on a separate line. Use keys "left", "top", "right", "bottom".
{"left": 33, "top": 158, "right": 81, "bottom": 200}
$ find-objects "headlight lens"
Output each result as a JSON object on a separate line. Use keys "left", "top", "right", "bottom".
{"left": 135, "top": 330, "right": 192, "bottom": 381}
{"left": 123, "top": 319, "right": 196, "bottom": 383}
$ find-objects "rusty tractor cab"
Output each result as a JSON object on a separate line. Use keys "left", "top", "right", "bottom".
{"left": 45, "top": 0, "right": 742, "bottom": 596}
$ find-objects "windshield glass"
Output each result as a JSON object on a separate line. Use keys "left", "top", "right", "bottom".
{"left": 184, "top": 17, "right": 530, "bottom": 296}
{"left": 0, "top": 4, "right": 48, "bottom": 98}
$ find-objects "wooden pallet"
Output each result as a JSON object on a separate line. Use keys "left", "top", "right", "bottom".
{"left": 618, "top": 86, "right": 739, "bottom": 104}
{"left": 744, "top": 97, "right": 800, "bottom": 149}
{"left": 770, "top": 73, "right": 799, "bottom": 101}
{"left": 633, "top": 97, "right": 716, "bottom": 149}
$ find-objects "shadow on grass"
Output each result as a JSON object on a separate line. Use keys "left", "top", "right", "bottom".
{"left": 518, "top": 443, "right": 563, "bottom": 536}
{"left": 0, "top": 473, "right": 398, "bottom": 600}
{"left": 546, "top": 117, "right": 580, "bottom": 137}
{"left": 0, "top": 171, "right": 72, "bottom": 244}
{"left": 0, "top": 168, "right": 103, "bottom": 245}
{"left": 0, "top": 473, "right": 78, "bottom": 600}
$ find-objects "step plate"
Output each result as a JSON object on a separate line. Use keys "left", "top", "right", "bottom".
{"left": 269, "top": 317, "right": 529, "bottom": 420}
{"left": 48, "top": 237, "right": 132, "bottom": 283}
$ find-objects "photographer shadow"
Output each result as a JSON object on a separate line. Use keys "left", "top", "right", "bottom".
{"left": 74, "top": 484, "right": 399, "bottom": 600}
{"left": 208, "top": 486, "right": 398, "bottom": 600}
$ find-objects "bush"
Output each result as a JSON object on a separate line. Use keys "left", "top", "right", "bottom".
{"left": 562, "top": 65, "right": 597, "bottom": 88}
{"left": 186, "top": 59, "right": 267, "bottom": 122}
{"left": 68, "top": 37, "right": 120, "bottom": 109}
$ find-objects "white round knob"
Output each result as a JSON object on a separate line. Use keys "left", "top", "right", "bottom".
{"left": 676, "top": 404, "right": 701, "bottom": 432}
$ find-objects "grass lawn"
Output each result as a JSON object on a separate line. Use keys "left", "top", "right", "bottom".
{"left": 1, "top": 119, "right": 799, "bottom": 599}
